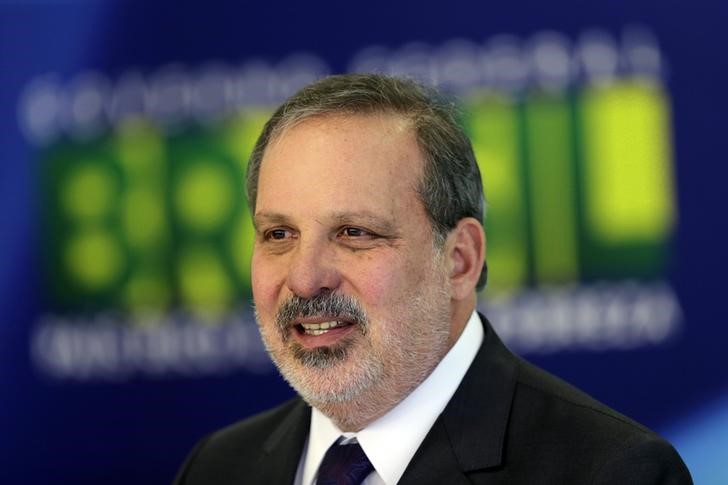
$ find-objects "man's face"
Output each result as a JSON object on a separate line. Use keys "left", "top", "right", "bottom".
{"left": 251, "top": 113, "right": 455, "bottom": 409}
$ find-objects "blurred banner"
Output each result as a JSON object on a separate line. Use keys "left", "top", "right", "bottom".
{"left": 1, "top": 1, "right": 726, "bottom": 483}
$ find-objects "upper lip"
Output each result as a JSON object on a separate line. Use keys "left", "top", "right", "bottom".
{"left": 294, "top": 316, "right": 353, "bottom": 325}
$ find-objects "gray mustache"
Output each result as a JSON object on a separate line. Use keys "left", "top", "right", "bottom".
{"left": 276, "top": 292, "right": 368, "bottom": 332}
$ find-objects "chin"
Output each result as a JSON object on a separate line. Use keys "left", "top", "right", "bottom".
{"left": 275, "top": 348, "right": 384, "bottom": 405}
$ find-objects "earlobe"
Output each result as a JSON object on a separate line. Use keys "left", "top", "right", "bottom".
{"left": 447, "top": 218, "right": 486, "bottom": 300}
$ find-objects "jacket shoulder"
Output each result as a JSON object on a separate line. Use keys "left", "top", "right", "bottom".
{"left": 516, "top": 357, "right": 650, "bottom": 433}
{"left": 505, "top": 359, "right": 692, "bottom": 483}
{"left": 174, "top": 398, "right": 308, "bottom": 485}
{"left": 206, "top": 397, "right": 305, "bottom": 450}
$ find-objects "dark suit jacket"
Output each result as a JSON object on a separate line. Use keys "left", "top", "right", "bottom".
{"left": 175, "top": 317, "right": 692, "bottom": 484}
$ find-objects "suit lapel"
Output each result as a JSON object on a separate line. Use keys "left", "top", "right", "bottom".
{"left": 398, "top": 415, "right": 472, "bottom": 485}
{"left": 400, "top": 315, "right": 518, "bottom": 483}
{"left": 255, "top": 398, "right": 311, "bottom": 484}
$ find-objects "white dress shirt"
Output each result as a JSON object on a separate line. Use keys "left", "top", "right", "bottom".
{"left": 294, "top": 310, "right": 484, "bottom": 485}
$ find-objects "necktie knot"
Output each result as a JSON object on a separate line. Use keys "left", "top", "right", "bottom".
{"left": 316, "top": 439, "right": 373, "bottom": 485}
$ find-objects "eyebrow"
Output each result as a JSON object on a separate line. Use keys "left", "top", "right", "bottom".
{"left": 253, "top": 210, "right": 398, "bottom": 235}
{"left": 253, "top": 212, "right": 291, "bottom": 229}
{"left": 330, "top": 211, "right": 397, "bottom": 235}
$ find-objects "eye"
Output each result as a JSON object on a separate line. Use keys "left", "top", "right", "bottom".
{"left": 336, "top": 226, "right": 383, "bottom": 251}
{"left": 341, "top": 227, "right": 370, "bottom": 238}
{"left": 263, "top": 228, "right": 293, "bottom": 241}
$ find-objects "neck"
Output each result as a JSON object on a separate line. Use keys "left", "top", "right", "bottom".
{"left": 448, "top": 296, "right": 476, "bottom": 347}
{"left": 313, "top": 301, "right": 476, "bottom": 432}
{"left": 313, "top": 390, "right": 402, "bottom": 432}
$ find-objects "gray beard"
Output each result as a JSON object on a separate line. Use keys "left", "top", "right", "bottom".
{"left": 275, "top": 292, "right": 368, "bottom": 338}
{"left": 289, "top": 336, "right": 353, "bottom": 368}
{"left": 274, "top": 292, "right": 369, "bottom": 369}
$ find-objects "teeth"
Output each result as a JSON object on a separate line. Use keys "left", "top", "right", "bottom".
{"left": 300, "top": 321, "right": 347, "bottom": 335}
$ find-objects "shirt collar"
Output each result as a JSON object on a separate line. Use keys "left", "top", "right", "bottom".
{"left": 301, "top": 310, "right": 484, "bottom": 485}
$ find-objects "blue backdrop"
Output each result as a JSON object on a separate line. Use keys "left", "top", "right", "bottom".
{"left": 1, "top": 1, "right": 727, "bottom": 483}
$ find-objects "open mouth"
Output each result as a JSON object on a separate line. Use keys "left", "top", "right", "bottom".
{"left": 296, "top": 320, "right": 353, "bottom": 336}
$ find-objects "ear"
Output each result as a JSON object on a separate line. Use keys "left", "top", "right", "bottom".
{"left": 445, "top": 217, "right": 486, "bottom": 301}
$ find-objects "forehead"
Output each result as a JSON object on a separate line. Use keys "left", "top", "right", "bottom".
{"left": 266, "top": 112, "right": 418, "bottom": 167}
{"left": 255, "top": 113, "right": 427, "bottom": 216}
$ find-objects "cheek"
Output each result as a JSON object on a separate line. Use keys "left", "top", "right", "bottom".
{"left": 344, "top": 254, "right": 417, "bottom": 307}
{"left": 251, "top": 253, "right": 283, "bottom": 315}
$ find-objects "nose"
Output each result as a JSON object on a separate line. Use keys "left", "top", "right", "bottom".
{"left": 285, "top": 238, "right": 341, "bottom": 299}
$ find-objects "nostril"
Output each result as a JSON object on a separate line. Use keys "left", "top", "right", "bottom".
{"left": 284, "top": 240, "right": 342, "bottom": 299}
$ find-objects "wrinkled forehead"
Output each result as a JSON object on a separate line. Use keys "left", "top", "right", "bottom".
{"left": 256, "top": 112, "right": 428, "bottom": 215}
{"left": 267, "top": 111, "right": 416, "bottom": 155}
{"left": 262, "top": 112, "right": 425, "bottom": 183}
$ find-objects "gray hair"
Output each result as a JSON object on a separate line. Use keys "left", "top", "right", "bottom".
{"left": 246, "top": 73, "right": 487, "bottom": 289}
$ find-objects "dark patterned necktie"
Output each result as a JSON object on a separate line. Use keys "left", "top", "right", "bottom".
{"left": 316, "top": 439, "right": 374, "bottom": 485}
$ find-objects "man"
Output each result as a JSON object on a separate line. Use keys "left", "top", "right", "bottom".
{"left": 175, "top": 74, "right": 692, "bottom": 484}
